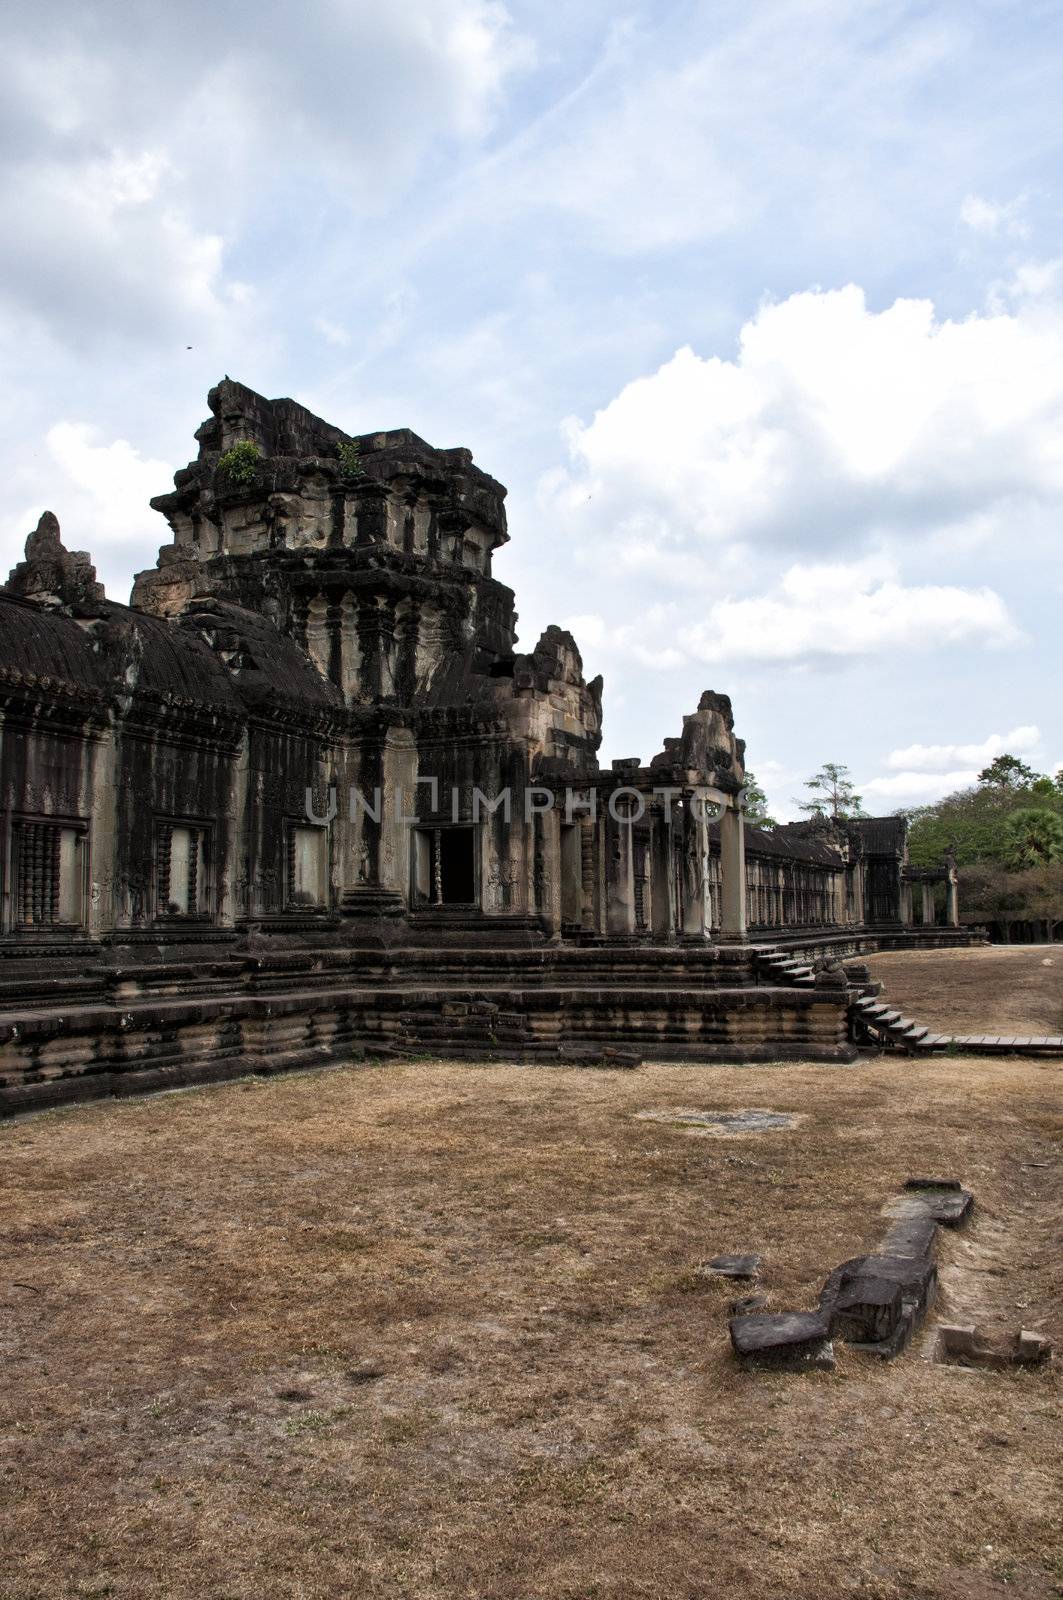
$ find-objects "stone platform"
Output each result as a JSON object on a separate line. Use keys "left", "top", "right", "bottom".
{"left": 0, "top": 939, "right": 855, "bottom": 1115}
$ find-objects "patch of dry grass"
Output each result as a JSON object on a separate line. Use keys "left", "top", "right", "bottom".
{"left": 1, "top": 1044, "right": 1060, "bottom": 1600}
{"left": 869, "top": 944, "right": 1063, "bottom": 1035}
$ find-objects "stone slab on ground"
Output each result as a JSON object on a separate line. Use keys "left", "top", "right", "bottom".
{"left": 887, "top": 1189, "right": 973, "bottom": 1229}
{"left": 706, "top": 1253, "right": 762, "bottom": 1278}
{"left": 880, "top": 1214, "right": 939, "bottom": 1258}
{"left": 729, "top": 1312, "right": 834, "bottom": 1372}
{"left": 918, "top": 1189, "right": 974, "bottom": 1227}
{"left": 559, "top": 1044, "right": 642, "bottom": 1068}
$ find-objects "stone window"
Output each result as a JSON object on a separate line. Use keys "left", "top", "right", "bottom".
{"left": 411, "top": 826, "right": 477, "bottom": 906}
{"left": 287, "top": 825, "right": 328, "bottom": 909}
{"left": 156, "top": 822, "right": 211, "bottom": 918}
{"left": 13, "top": 819, "right": 86, "bottom": 928}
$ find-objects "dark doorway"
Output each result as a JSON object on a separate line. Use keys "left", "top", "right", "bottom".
{"left": 439, "top": 827, "right": 476, "bottom": 904}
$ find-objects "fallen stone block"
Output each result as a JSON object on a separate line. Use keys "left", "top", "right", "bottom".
{"left": 819, "top": 1251, "right": 936, "bottom": 1356}
{"left": 729, "top": 1312, "right": 834, "bottom": 1372}
{"left": 1014, "top": 1329, "right": 1053, "bottom": 1366}
{"left": 831, "top": 1276, "right": 903, "bottom": 1344}
{"left": 559, "top": 1044, "right": 640, "bottom": 1068}
{"left": 706, "top": 1253, "right": 762, "bottom": 1279}
{"left": 602, "top": 1045, "right": 642, "bottom": 1068}
{"left": 900, "top": 1178, "right": 973, "bottom": 1227}
{"left": 918, "top": 1189, "right": 974, "bottom": 1227}
{"left": 852, "top": 1253, "right": 936, "bottom": 1311}
{"left": 880, "top": 1214, "right": 938, "bottom": 1259}
{"left": 936, "top": 1323, "right": 1053, "bottom": 1369}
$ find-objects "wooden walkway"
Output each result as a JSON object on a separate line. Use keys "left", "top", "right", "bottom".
{"left": 936, "top": 1034, "right": 1063, "bottom": 1055}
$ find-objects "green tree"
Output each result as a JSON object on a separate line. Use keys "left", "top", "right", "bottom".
{"left": 906, "top": 769, "right": 1063, "bottom": 870}
{"left": 1025, "top": 862, "right": 1063, "bottom": 941}
{"left": 741, "top": 772, "right": 777, "bottom": 828}
{"left": 796, "top": 762, "right": 865, "bottom": 820}
{"left": 1003, "top": 806, "right": 1063, "bottom": 868}
{"left": 977, "top": 753, "right": 1039, "bottom": 789}
{"left": 958, "top": 862, "right": 1031, "bottom": 942}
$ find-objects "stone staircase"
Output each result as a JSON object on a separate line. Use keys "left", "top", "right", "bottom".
{"left": 848, "top": 994, "right": 946, "bottom": 1053}
{"left": 755, "top": 945, "right": 937, "bottom": 1053}
{"left": 754, "top": 944, "right": 1063, "bottom": 1057}
{"left": 752, "top": 948, "right": 816, "bottom": 989}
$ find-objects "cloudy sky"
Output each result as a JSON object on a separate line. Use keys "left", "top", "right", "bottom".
{"left": 2, "top": 0, "right": 1061, "bottom": 820}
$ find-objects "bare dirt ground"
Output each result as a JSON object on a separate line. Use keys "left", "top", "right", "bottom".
{"left": 1, "top": 1041, "right": 1061, "bottom": 1600}
{"left": 868, "top": 945, "right": 1063, "bottom": 1036}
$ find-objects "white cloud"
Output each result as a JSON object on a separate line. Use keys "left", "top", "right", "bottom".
{"left": 3, "top": 423, "right": 174, "bottom": 601}
{"left": 545, "top": 283, "right": 1063, "bottom": 574}
{"left": 562, "top": 558, "right": 1015, "bottom": 669}
{"left": 0, "top": 1, "right": 529, "bottom": 347}
{"left": 315, "top": 317, "right": 351, "bottom": 348}
{"left": 860, "top": 769, "right": 980, "bottom": 804}
{"left": 680, "top": 558, "right": 1016, "bottom": 664}
{"left": 563, "top": 612, "right": 608, "bottom": 648}
{"left": 885, "top": 725, "right": 1041, "bottom": 772}
{"left": 560, "top": 608, "right": 687, "bottom": 671}
{"left": 0, "top": 147, "right": 235, "bottom": 344}
{"left": 960, "top": 193, "right": 1029, "bottom": 239}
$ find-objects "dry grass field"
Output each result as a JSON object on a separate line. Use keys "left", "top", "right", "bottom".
{"left": 867, "top": 944, "right": 1063, "bottom": 1037}
{"left": 1, "top": 955, "right": 1061, "bottom": 1600}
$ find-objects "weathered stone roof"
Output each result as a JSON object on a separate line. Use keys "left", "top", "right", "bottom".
{"left": 0, "top": 593, "right": 242, "bottom": 712}
{"left": 0, "top": 594, "right": 110, "bottom": 690}
{"left": 177, "top": 599, "right": 344, "bottom": 711}
{"left": 96, "top": 605, "right": 244, "bottom": 709}
{"left": 736, "top": 821, "right": 844, "bottom": 866}
{"left": 845, "top": 815, "right": 907, "bottom": 854}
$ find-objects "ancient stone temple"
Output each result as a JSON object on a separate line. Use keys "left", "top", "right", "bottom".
{"left": 0, "top": 381, "right": 968, "bottom": 1112}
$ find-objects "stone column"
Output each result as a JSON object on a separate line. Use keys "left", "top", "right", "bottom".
{"left": 84, "top": 719, "right": 117, "bottom": 937}
{"left": 538, "top": 804, "right": 563, "bottom": 936}
{"left": 718, "top": 795, "right": 747, "bottom": 942}
{"left": 580, "top": 816, "right": 597, "bottom": 933}
{"left": 681, "top": 793, "right": 710, "bottom": 938}
{"left": 921, "top": 882, "right": 935, "bottom": 927}
{"left": 946, "top": 869, "right": 960, "bottom": 928}
{"left": 851, "top": 858, "right": 865, "bottom": 927}
{"left": 222, "top": 729, "right": 250, "bottom": 927}
{"left": 605, "top": 794, "right": 637, "bottom": 936}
